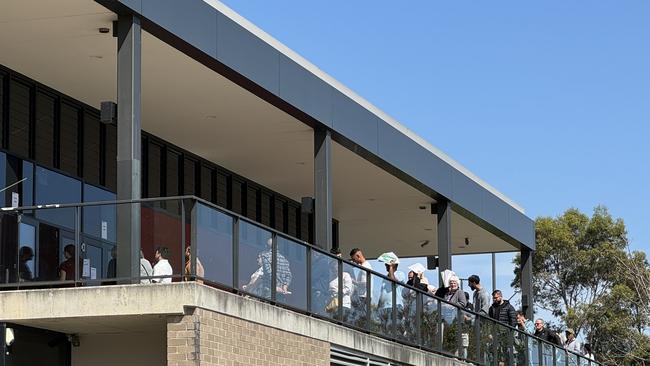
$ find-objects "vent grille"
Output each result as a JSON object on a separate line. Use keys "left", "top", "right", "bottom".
{"left": 330, "top": 346, "right": 402, "bottom": 366}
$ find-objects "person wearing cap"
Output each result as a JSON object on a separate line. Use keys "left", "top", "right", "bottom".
{"left": 564, "top": 328, "right": 580, "bottom": 353}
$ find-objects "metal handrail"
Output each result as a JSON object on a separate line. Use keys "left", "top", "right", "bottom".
{"left": 0, "top": 196, "right": 601, "bottom": 366}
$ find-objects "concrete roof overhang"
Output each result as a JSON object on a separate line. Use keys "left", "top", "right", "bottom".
{"left": 0, "top": 0, "right": 534, "bottom": 258}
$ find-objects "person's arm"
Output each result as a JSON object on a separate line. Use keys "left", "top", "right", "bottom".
{"left": 508, "top": 304, "right": 517, "bottom": 327}
{"left": 342, "top": 273, "right": 353, "bottom": 296}
{"left": 457, "top": 290, "right": 467, "bottom": 308}
{"left": 59, "top": 269, "right": 66, "bottom": 281}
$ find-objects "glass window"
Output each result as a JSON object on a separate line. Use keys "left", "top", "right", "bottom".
{"left": 22, "top": 161, "right": 33, "bottom": 207}
{"left": 276, "top": 237, "right": 307, "bottom": 311}
{"left": 246, "top": 185, "right": 257, "bottom": 220}
{"left": 260, "top": 191, "right": 272, "bottom": 226}
{"left": 237, "top": 220, "right": 272, "bottom": 300}
{"left": 83, "top": 112, "right": 101, "bottom": 185}
{"left": 0, "top": 152, "right": 5, "bottom": 205}
{"left": 18, "top": 222, "right": 36, "bottom": 281}
{"left": 230, "top": 177, "right": 243, "bottom": 214}
{"left": 274, "top": 198, "right": 285, "bottom": 231}
{"left": 166, "top": 150, "right": 180, "bottom": 196}
{"left": 35, "top": 166, "right": 81, "bottom": 229}
{"left": 9, "top": 79, "right": 30, "bottom": 158}
{"left": 83, "top": 184, "right": 116, "bottom": 242}
{"left": 59, "top": 103, "right": 79, "bottom": 177}
{"left": 215, "top": 171, "right": 228, "bottom": 207}
{"left": 35, "top": 91, "right": 55, "bottom": 166}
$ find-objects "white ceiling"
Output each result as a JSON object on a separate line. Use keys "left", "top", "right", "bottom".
{"left": 0, "top": 0, "right": 518, "bottom": 258}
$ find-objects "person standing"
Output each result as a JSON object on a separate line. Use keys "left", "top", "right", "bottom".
{"left": 564, "top": 328, "right": 580, "bottom": 354}
{"left": 349, "top": 248, "right": 373, "bottom": 303}
{"left": 488, "top": 290, "right": 517, "bottom": 327}
{"left": 533, "top": 319, "right": 562, "bottom": 346}
{"left": 516, "top": 311, "right": 534, "bottom": 334}
{"left": 152, "top": 246, "right": 173, "bottom": 283}
{"left": 139, "top": 250, "right": 153, "bottom": 284}
{"left": 468, "top": 274, "right": 490, "bottom": 315}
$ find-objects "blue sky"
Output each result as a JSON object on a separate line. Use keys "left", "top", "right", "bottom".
{"left": 219, "top": 1, "right": 650, "bottom": 304}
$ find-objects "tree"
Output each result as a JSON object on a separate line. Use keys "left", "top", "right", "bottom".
{"left": 513, "top": 206, "right": 650, "bottom": 365}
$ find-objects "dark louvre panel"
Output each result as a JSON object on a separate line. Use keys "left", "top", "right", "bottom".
{"left": 0, "top": 74, "right": 4, "bottom": 145}
{"left": 59, "top": 103, "right": 79, "bottom": 176}
{"left": 9, "top": 80, "right": 30, "bottom": 158}
{"left": 83, "top": 112, "right": 101, "bottom": 185}
{"left": 35, "top": 92, "right": 55, "bottom": 167}
{"left": 260, "top": 191, "right": 272, "bottom": 227}
{"left": 200, "top": 165, "right": 212, "bottom": 202}
{"left": 166, "top": 150, "right": 180, "bottom": 196}
{"left": 287, "top": 203, "right": 298, "bottom": 237}
{"left": 230, "top": 177, "right": 243, "bottom": 214}
{"left": 274, "top": 197, "right": 286, "bottom": 232}
{"left": 183, "top": 157, "right": 196, "bottom": 195}
{"left": 104, "top": 124, "right": 117, "bottom": 191}
{"left": 215, "top": 171, "right": 228, "bottom": 207}
{"left": 147, "top": 142, "right": 162, "bottom": 198}
{"left": 300, "top": 212, "right": 311, "bottom": 242}
{"left": 246, "top": 184, "right": 258, "bottom": 221}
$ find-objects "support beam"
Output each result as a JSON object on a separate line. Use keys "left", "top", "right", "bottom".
{"left": 436, "top": 200, "right": 452, "bottom": 287}
{"left": 314, "top": 128, "right": 332, "bottom": 251}
{"left": 520, "top": 248, "right": 534, "bottom": 319}
{"left": 116, "top": 14, "right": 142, "bottom": 281}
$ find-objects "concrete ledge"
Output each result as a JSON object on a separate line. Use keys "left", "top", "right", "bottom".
{"left": 0, "top": 283, "right": 469, "bottom": 366}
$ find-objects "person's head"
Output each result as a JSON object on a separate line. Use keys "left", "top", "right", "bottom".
{"left": 534, "top": 318, "right": 545, "bottom": 331}
{"left": 468, "top": 274, "right": 481, "bottom": 290}
{"left": 565, "top": 328, "right": 576, "bottom": 341}
{"left": 155, "top": 246, "right": 170, "bottom": 261}
{"left": 384, "top": 262, "right": 398, "bottom": 273}
{"left": 492, "top": 290, "right": 503, "bottom": 304}
{"left": 448, "top": 276, "right": 460, "bottom": 291}
{"left": 583, "top": 343, "right": 593, "bottom": 354}
{"left": 330, "top": 247, "right": 342, "bottom": 257}
{"left": 516, "top": 311, "right": 527, "bottom": 325}
{"left": 63, "top": 244, "right": 75, "bottom": 259}
{"left": 19, "top": 246, "right": 34, "bottom": 261}
{"left": 185, "top": 246, "right": 192, "bottom": 260}
{"left": 349, "top": 248, "right": 365, "bottom": 264}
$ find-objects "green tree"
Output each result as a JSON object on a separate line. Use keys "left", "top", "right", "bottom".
{"left": 513, "top": 206, "right": 650, "bottom": 365}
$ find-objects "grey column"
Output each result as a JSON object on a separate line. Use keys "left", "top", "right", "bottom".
{"left": 116, "top": 14, "right": 142, "bottom": 281}
{"left": 520, "top": 248, "right": 534, "bottom": 319}
{"left": 436, "top": 199, "right": 452, "bottom": 288}
{"left": 314, "top": 128, "right": 333, "bottom": 251}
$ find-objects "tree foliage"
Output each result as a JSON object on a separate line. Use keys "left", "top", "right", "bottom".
{"left": 513, "top": 206, "right": 650, "bottom": 365}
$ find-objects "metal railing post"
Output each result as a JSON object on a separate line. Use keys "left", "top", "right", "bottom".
{"left": 189, "top": 199, "right": 197, "bottom": 280}
{"left": 306, "top": 246, "right": 312, "bottom": 312}
{"left": 180, "top": 199, "right": 186, "bottom": 281}
{"left": 232, "top": 217, "right": 239, "bottom": 289}
{"left": 416, "top": 293, "right": 422, "bottom": 346}
{"left": 74, "top": 206, "right": 81, "bottom": 285}
{"left": 270, "top": 233, "right": 277, "bottom": 302}
{"left": 337, "top": 258, "right": 343, "bottom": 322}
{"left": 391, "top": 281, "right": 397, "bottom": 339}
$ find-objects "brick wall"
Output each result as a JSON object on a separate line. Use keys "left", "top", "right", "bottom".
{"left": 167, "top": 308, "right": 330, "bottom": 366}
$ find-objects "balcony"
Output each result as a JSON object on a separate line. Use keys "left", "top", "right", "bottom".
{"left": 0, "top": 197, "right": 598, "bottom": 366}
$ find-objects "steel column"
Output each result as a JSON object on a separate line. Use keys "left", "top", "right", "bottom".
{"left": 521, "top": 248, "right": 534, "bottom": 319}
{"left": 115, "top": 14, "right": 142, "bottom": 281}
{"left": 314, "top": 128, "right": 332, "bottom": 251}
{"left": 436, "top": 199, "right": 452, "bottom": 287}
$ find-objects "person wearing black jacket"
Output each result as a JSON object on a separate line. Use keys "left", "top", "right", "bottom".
{"left": 533, "top": 319, "right": 562, "bottom": 346}
{"left": 488, "top": 290, "right": 517, "bottom": 327}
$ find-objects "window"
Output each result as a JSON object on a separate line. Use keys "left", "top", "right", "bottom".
{"left": 230, "top": 177, "right": 243, "bottom": 214}
{"left": 260, "top": 191, "right": 272, "bottom": 227}
{"left": 83, "top": 184, "right": 116, "bottom": 242}
{"left": 9, "top": 79, "right": 30, "bottom": 158}
{"left": 34, "top": 166, "right": 81, "bottom": 229}
{"left": 35, "top": 92, "right": 55, "bottom": 166}
{"left": 147, "top": 141, "right": 162, "bottom": 198}
{"left": 274, "top": 197, "right": 286, "bottom": 232}
{"left": 0, "top": 73, "right": 5, "bottom": 146}
{"left": 83, "top": 111, "right": 101, "bottom": 185}
{"left": 59, "top": 103, "right": 79, "bottom": 176}
{"left": 246, "top": 184, "right": 258, "bottom": 220}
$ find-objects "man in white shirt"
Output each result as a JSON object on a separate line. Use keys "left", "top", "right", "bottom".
{"left": 152, "top": 246, "right": 173, "bottom": 283}
{"left": 349, "top": 248, "right": 373, "bottom": 323}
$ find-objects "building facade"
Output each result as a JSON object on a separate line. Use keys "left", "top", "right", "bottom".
{"left": 0, "top": 1, "right": 593, "bottom": 366}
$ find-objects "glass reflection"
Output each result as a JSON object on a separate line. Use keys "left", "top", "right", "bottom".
{"left": 35, "top": 167, "right": 81, "bottom": 229}
{"left": 195, "top": 204, "right": 233, "bottom": 286}
{"left": 310, "top": 251, "right": 337, "bottom": 319}
{"left": 82, "top": 184, "right": 116, "bottom": 242}
{"left": 276, "top": 237, "right": 307, "bottom": 310}
{"left": 238, "top": 221, "right": 273, "bottom": 300}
